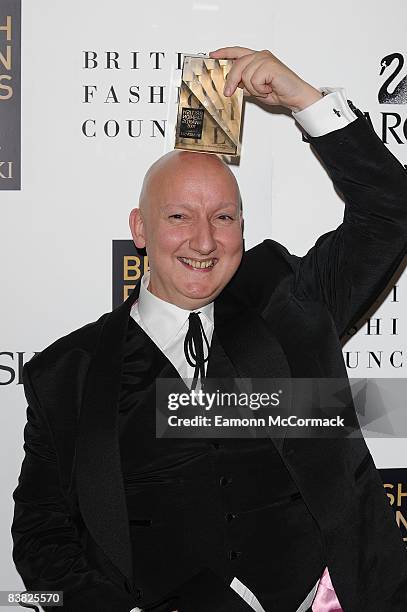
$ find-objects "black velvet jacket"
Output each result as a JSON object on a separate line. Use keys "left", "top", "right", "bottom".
{"left": 11, "top": 113, "right": 407, "bottom": 612}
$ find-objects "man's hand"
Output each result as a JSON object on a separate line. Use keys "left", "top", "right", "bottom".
{"left": 209, "top": 46, "right": 323, "bottom": 112}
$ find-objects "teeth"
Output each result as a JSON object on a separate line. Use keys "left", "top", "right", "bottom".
{"left": 179, "top": 257, "right": 215, "bottom": 269}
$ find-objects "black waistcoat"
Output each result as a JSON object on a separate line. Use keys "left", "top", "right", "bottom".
{"left": 118, "top": 317, "right": 326, "bottom": 612}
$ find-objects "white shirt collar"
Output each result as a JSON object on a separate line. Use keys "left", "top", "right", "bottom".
{"left": 135, "top": 271, "right": 214, "bottom": 350}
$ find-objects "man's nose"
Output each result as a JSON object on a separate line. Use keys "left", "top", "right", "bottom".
{"left": 189, "top": 218, "right": 217, "bottom": 254}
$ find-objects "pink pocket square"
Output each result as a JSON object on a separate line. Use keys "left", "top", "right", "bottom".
{"left": 312, "top": 566, "right": 343, "bottom": 611}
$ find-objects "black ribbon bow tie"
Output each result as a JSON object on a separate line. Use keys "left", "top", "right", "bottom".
{"left": 184, "top": 312, "right": 210, "bottom": 390}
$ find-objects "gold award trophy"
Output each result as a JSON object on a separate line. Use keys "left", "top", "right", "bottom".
{"left": 175, "top": 54, "right": 243, "bottom": 157}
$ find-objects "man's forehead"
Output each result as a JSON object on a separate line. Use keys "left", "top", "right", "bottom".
{"left": 145, "top": 150, "right": 235, "bottom": 180}
{"left": 139, "top": 150, "right": 240, "bottom": 210}
{"left": 159, "top": 200, "right": 240, "bottom": 212}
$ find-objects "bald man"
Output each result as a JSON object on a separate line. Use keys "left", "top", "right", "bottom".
{"left": 130, "top": 149, "right": 243, "bottom": 310}
{"left": 12, "top": 48, "right": 407, "bottom": 612}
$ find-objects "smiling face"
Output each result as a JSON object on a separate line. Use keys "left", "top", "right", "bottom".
{"left": 129, "top": 150, "right": 243, "bottom": 310}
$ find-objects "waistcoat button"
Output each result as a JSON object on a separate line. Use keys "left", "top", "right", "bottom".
{"left": 228, "top": 550, "right": 242, "bottom": 560}
{"left": 219, "top": 476, "right": 232, "bottom": 486}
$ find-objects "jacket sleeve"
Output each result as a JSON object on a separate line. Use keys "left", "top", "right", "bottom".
{"left": 11, "top": 364, "right": 138, "bottom": 612}
{"left": 292, "top": 113, "right": 407, "bottom": 341}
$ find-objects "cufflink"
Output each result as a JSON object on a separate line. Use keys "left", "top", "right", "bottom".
{"left": 320, "top": 89, "right": 342, "bottom": 116}
{"left": 346, "top": 98, "right": 364, "bottom": 119}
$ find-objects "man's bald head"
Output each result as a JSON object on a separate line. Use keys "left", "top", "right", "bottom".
{"left": 129, "top": 149, "right": 244, "bottom": 309}
{"left": 138, "top": 150, "right": 242, "bottom": 217}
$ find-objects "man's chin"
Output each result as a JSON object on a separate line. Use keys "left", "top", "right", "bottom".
{"left": 178, "top": 283, "right": 222, "bottom": 306}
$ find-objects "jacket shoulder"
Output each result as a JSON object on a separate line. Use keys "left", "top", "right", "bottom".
{"left": 24, "top": 312, "right": 110, "bottom": 382}
{"left": 227, "top": 238, "right": 300, "bottom": 311}
{"left": 246, "top": 238, "right": 300, "bottom": 271}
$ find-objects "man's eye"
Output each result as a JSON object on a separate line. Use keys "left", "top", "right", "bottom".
{"left": 169, "top": 214, "right": 184, "bottom": 219}
{"left": 217, "top": 215, "right": 234, "bottom": 220}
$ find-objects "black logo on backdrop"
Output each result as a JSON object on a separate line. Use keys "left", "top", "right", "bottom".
{"left": 112, "top": 240, "right": 149, "bottom": 308}
{"left": 0, "top": 0, "right": 21, "bottom": 190}
{"left": 380, "top": 468, "right": 407, "bottom": 547}
{"left": 375, "top": 52, "right": 407, "bottom": 149}
{"left": 379, "top": 53, "right": 407, "bottom": 104}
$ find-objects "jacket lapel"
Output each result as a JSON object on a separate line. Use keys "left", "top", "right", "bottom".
{"left": 75, "top": 281, "right": 141, "bottom": 588}
{"left": 211, "top": 288, "right": 292, "bottom": 452}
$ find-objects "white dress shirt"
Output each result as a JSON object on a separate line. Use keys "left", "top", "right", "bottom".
{"left": 131, "top": 271, "right": 214, "bottom": 385}
{"left": 129, "top": 87, "right": 357, "bottom": 612}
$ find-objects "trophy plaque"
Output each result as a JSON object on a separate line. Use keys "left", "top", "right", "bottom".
{"left": 175, "top": 54, "right": 243, "bottom": 157}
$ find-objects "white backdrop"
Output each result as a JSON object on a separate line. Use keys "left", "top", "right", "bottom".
{"left": 1, "top": 0, "right": 406, "bottom": 600}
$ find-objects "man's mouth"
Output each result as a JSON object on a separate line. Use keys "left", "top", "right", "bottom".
{"left": 177, "top": 257, "right": 217, "bottom": 270}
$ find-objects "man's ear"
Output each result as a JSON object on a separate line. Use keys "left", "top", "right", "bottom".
{"left": 129, "top": 207, "right": 146, "bottom": 249}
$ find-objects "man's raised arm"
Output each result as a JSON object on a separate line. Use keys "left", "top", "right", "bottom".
{"left": 210, "top": 46, "right": 407, "bottom": 338}
{"left": 291, "top": 109, "right": 407, "bottom": 339}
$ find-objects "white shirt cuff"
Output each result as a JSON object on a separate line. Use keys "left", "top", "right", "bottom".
{"left": 291, "top": 87, "right": 358, "bottom": 137}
